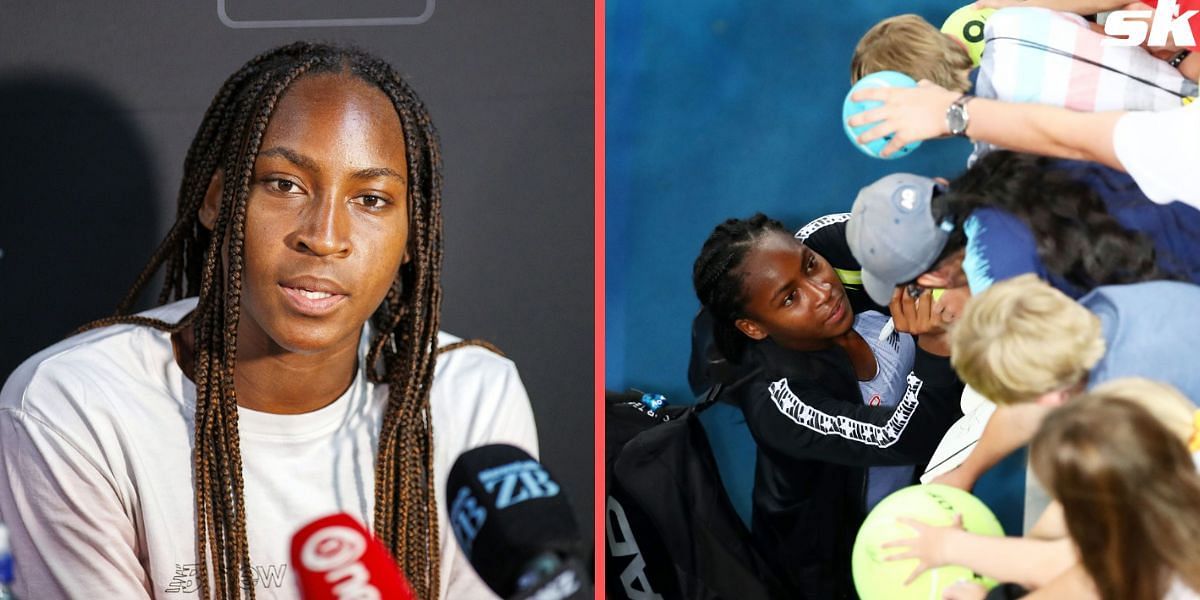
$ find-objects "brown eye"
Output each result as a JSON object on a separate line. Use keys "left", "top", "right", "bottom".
{"left": 353, "top": 194, "right": 390, "bottom": 209}
{"left": 265, "top": 178, "right": 301, "bottom": 193}
{"left": 783, "top": 289, "right": 797, "bottom": 307}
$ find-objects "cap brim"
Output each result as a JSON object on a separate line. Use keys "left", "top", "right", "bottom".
{"left": 860, "top": 268, "right": 897, "bottom": 307}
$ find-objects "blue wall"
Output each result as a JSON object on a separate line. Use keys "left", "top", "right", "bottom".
{"left": 606, "top": 1, "right": 974, "bottom": 401}
{"left": 606, "top": 1, "right": 1028, "bottom": 533}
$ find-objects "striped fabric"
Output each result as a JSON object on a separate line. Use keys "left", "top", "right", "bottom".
{"left": 978, "top": 7, "right": 1196, "bottom": 112}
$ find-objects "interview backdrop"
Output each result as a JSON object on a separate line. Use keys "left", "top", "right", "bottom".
{"left": 0, "top": 1, "right": 593, "bottom": 545}
{"left": 606, "top": 0, "right": 1024, "bottom": 531}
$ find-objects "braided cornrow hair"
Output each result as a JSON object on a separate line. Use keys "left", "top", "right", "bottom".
{"left": 692, "top": 213, "right": 789, "bottom": 362}
{"left": 75, "top": 42, "right": 444, "bottom": 600}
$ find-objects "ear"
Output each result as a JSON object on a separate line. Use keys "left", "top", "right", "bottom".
{"left": 915, "top": 271, "right": 951, "bottom": 288}
{"left": 198, "top": 171, "right": 223, "bottom": 231}
{"left": 734, "top": 317, "right": 768, "bottom": 341}
{"left": 917, "top": 249, "right": 966, "bottom": 288}
{"left": 1033, "top": 389, "right": 1069, "bottom": 407}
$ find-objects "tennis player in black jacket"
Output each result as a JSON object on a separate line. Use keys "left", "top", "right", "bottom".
{"left": 690, "top": 213, "right": 964, "bottom": 598}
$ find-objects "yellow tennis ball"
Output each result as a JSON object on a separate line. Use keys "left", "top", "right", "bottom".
{"left": 932, "top": 288, "right": 945, "bottom": 302}
{"left": 853, "top": 484, "right": 1004, "bottom": 600}
{"left": 941, "top": 5, "right": 996, "bottom": 66}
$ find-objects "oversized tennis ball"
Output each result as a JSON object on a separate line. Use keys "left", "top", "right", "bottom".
{"left": 852, "top": 484, "right": 1004, "bottom": 600}
{"left": 843, "top": 71, "right": 922, "bottom": 160}
{"left": 941, "top": 5, "right": 996, "bottom": 66}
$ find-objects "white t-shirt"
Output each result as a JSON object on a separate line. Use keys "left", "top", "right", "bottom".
{"left": 1113, "top": 102, "right": 1200, "bottom": 208}
{"left": 0, "top": 298, "right": 539, "bottom": 600}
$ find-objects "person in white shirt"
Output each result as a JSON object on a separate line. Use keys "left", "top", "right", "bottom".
{"left": 0, "top": 42, "right": 538, "bottom": 600}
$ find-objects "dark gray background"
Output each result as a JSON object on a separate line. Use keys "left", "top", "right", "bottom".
{"left": 0, "top": 1, "right": 594, "bottom": 548}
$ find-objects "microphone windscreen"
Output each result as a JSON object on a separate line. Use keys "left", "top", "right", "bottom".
{"left": 446, "top": 444, "right": 581, "bottom": 597}
{"left": 290, "top": 513, "right": 415, "bottom": 600}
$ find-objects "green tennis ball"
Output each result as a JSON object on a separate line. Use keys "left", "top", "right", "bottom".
{"left": 932, "top": 288, "right": 945, "bottom": 302}
{"left": 852, "top": 484, "right": 1004, "bottom": 600}
{"left": 941, "top": 5, "right": 996, "bottom": 67}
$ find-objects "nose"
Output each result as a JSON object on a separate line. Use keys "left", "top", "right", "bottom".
{"left": 291, "top": 192, "right": 351, "bottom": 257}
{"left": 804, "top": 276, "right": 833, "bottom": 304}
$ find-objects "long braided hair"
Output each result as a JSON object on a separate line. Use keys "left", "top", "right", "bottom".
{"left": 692, "top": 213, "right": 789, "bottom": 362}
{"left": 76, "top": 42, "right": 444, "bottom": 599}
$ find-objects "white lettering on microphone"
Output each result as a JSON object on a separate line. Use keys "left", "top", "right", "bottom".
{"left": 299, "top": 525, "right": 381, "bottom": 600}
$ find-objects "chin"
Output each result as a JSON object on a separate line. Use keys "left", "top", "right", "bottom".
{"left": 267, "top": 321, "right": 358, "bottom": 355}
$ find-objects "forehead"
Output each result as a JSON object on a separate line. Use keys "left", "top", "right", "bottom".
{"left": 260, "top": 73, "right": 407, "bottom": 169}
{"left": 738, "top": 232, "right": 805, "bottom": 291}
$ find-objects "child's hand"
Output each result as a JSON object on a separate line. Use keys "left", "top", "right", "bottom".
{"left": 881, "top": 514, "right": 965, "bottom": 585}
{"left": 848, "top": 81, "right": 961, "bottom": 158}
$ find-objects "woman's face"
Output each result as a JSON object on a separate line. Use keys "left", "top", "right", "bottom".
{"left": 202, "top": 73, "right": 410, "bottom": 357}
{"left": 734, "top": 231, "right": 854, "bottom": 350}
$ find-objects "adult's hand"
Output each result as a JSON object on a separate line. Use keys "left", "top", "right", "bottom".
{"left": 889, "top": 287, "right": 952, "bottom": 355}
{"left": 848, "top": 81, "right": 961, "bottom": 158}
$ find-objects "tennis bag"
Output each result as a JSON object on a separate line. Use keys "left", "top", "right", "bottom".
{"left": 605, "top": 388, "right": 784, "bottom": 600}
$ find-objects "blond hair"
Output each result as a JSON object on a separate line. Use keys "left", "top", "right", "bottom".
{"left": 950, "top": 275, "right": 1105, "bottom": 405}
{"left": 850, "top": 14, "right": 974, "bottom": 92}
{"left": 1087, "top": 378, "right": 1195, "bottom": 442}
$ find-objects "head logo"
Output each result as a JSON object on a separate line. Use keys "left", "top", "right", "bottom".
{"left": 1103, "top": 0, "right": 1197, "bottom": 47}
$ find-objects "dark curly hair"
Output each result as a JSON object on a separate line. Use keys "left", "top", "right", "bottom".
{"left": 932, "top": 151, "right": 1170, "bottom": 291}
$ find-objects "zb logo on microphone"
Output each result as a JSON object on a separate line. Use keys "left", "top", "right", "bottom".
{"left": 450, "top": 460, "right": 561, "bottom": 553}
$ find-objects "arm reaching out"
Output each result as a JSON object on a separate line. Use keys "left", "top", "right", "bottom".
{"left": 883, "top": 515, "right": 1075, "bottom": 589}
{"left": 932, "top": 403, "right": 1048, "bottom": 490}
{"left": 847, "top": 82, "right": 1123, "bottom": 167}
{"left": 974, "top": 0, "right": 1129, "bottom": 12}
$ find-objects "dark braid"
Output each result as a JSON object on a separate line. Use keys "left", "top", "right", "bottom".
{"left": 692, "top": 214, "right": 789, "bottom": 362}
{"left": 932, "top": 151, "right": 1172, "bottom": 291}
{"left": 75, "top": 42, "right": 445, "bottom": 600}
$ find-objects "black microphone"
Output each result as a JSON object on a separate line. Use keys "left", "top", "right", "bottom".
{"left": 446, "top": 444, "right": 591, "bottom": 600}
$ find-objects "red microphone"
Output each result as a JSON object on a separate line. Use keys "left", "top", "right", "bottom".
{"left": 290, "top": 513, "right": 415, "bottom": 600}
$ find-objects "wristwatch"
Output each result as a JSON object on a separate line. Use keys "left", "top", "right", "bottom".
{"left": 946, "top": 94, "right": 974, "bottom": 137}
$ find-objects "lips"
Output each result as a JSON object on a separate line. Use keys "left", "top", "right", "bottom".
{"left": 826, "top": 296, "right": 846, "bottom": 324}
{"left": 278, "top": 276, "right": 348, "bottom": 316}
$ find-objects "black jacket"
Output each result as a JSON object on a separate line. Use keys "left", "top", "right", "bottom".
{"left": 689, "top": 214, "right": 964, "bottom": 598}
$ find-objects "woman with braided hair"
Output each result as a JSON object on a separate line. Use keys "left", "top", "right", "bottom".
{"left": 0, "top": 42, "right": 536, "bottom": 599}
{"left": 688, "top": 213, "right": 964, "bottom": 598}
